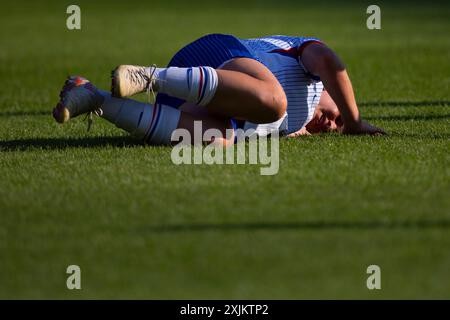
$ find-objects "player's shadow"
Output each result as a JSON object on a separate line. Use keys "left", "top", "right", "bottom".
{"left": 391, "top": 132, "right": 450, "bottom": 140}
{"left": 359, "top": 100, "right": 450, "bottom": 107}
{"left": 0, "top": 136, "right": 143, "bottom": 151}
{"left": 0, "top": 110, "right": 50, "bottom": 117}
{"left": 142, "top": 219, "right": 450, "bottom": 234}
{"left": 365, "top": 114, "right": 450, "bottom": 121}
{"left": 0, "top": 100, "right": 448, "bottom": 118}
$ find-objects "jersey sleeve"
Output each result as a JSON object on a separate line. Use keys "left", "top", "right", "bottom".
{"left": 296, "top": 38, "right": 324, "bottom": 81}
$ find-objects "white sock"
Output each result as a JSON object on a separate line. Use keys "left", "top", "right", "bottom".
{"left": 98, "top": 90, "right": 180, "bottom": 145}
{"left": 149, "top": 66, "right": 219, "bottom": 106}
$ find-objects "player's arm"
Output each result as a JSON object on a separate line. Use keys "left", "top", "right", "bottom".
{"left": 287, "top": 127, "right": 311, "bottom": 137}
{"left": 300, "top": 42, "right": 385, "bottom": 135}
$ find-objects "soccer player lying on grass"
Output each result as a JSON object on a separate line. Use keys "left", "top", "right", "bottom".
{"left": 52, "top": 34, "right": 385, "bottom": 145}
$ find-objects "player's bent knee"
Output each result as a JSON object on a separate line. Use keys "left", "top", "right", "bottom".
{"left": 272, "top": 90, "right": 288, "bottom": 119}
{"left": 257, "top": 87, "right": 287, "bottom": 123}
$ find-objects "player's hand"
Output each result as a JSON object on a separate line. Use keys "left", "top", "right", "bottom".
{"left": 342, "top": 120, "right": 386, "bottom": 135}
{"left": 287, "top": 127, "right": 311, "bottom": 138}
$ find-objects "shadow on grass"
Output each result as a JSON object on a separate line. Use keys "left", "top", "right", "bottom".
{"left": 143, "top": 220, "right": 450, "bottom": 234}
{"left": 0, "top": 136, "right": 143, "bottom": 151}
{"left": 360, "top": 100, "right": 450, "bottom": 107}
{"left": 0, "top": 101, "right": 448, "bottom": 118}
{"left": 390, "top": 133, "right": 450, "bottom": 140}
{"left": 366, "top": 114, "right": 450, "bottom": 121}
{"left": 0, "top": 110, "right": 50, "bottom": 117}
{"left": 1, "top": 131, "right": 448, "bottom": 152}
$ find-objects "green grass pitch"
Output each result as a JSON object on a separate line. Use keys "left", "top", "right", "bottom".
{"left": 0, "top": 0, "right": 449, "bottom": 298}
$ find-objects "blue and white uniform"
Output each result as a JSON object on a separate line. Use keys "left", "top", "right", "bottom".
{"left": 156, "top": 33, "right": 324, "bottom": 135}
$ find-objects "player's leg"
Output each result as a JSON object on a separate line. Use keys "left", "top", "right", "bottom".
{"left": 99, "top": 97, "right": 233, "bottom": 145}
{"left": 111, "top": 58, "right": 287, "bottom": 124}
{"left": 52, "top": 76, "right": 233, "bottom": 145}
{"left": 176, "top": 102, "right": 234, "bottom": 146}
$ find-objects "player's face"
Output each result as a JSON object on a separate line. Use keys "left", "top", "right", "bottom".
{"left": 306, "top": 104, "right": 343, "bottom": 133}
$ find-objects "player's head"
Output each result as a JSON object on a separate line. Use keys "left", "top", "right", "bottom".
{"left": 306, "top": 95, "right": 343, "bottom": 133}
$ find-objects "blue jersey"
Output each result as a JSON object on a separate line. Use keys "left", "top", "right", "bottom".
{"left": 239, "top": 35, "right": 324, "bottom": 135}
{"left": 157, "top": 34, "right": 324, "bottom": 134}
